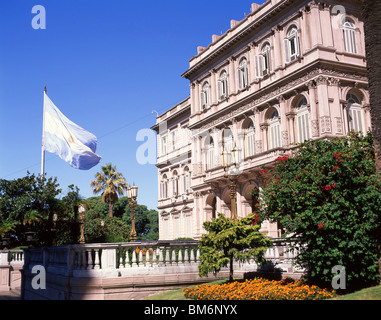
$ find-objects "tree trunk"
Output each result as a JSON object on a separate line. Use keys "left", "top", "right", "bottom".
{"left": 229, "top": 255, "right": 234, "bottom": 282}
{"left": 362, "top": 0, "right": 381, "bottom": 283}
{"left": 108, "top": 203, "right": 114, "bottom": 218}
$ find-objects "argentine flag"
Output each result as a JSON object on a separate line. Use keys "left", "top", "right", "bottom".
{"left": 43, "top": 92, "right": 102, "bottom": 170}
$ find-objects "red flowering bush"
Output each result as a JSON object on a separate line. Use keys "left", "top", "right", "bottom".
{"left": 259, "top": 132, "right": 381, "bottom": 291}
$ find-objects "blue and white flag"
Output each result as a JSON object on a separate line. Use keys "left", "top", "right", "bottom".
{"left": 43, "top": 92, "right": 102, "bottom": 170}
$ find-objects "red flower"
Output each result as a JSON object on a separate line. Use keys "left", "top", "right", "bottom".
{"left": 332, "top": 183, "right": 336, "bottom": 188}
{"left": 252, "top": 215, "right": 260, "bottom": 225}
{"left": 324, "top": 185, "right": 332, "bottom": 191}
{"left": 318, "top": 223, "right": 325, "bottom": 229}
{"left": 311, "top": 192, "right": 315, "bottom": 196}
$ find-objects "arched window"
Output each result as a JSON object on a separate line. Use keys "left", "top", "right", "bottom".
{"left": 347, "top": 93, "right": 363, "bottom": 133}
{"left": 269, "top": 109, "right": 281, "bottom": 149}
{"left": 296, "top": 97, "right": 311, "bottom": 143}
{"left": 161, "top": 135, "right": 167, "bottom": 156}
{"left": 161, "top": 214, "right": 169, "bottom": 240}
{"left": 237, "top": 58, "right": 248, "bottom": 89}
{"left": 172, "top": 171, "right": 179, "bottom": 197}
{"left": 160, "top": 174, "right": 168, "bottom": 199}
{"left": 284, "top": 26, "right": 300, "bottom": 63}
{"left": 255, "top": 42, "right": 271, "bottom": 78}
{"left": 205, "top": 136, "right": 215, "bottom": 169}
{"left": 342, "top": 19, "right": 357, "bottom": 54}
{"left": 244, "top": 119, "right": 256, "bottom": 157}
{"left": 183, "top": 166, "right": 191, "bottom": 194}
{"left": 200, "top": 82, "right": 210, "bottom": 109}
{"left": 223, "top": 128, "right": 234, "bottom": 164}
{"left": 217, "top": 70, "right": 228, "bottom": 101}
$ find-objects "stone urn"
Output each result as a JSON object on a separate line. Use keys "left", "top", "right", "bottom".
{"left": 1, "top": 238, "right": 10, "bottom": 250}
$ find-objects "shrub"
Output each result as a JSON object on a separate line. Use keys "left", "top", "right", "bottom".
{"left": 259, "top": 132, "right": 381, "bottom": 291}
{"left": 198, "top": 212, "right": 272, "bottom": 281}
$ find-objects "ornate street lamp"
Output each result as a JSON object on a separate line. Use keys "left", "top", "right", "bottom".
{"left": 127, "top": 183, "right": 138, "bottom": 242}
{"left": 221, "top": 144, "right": 241, "bottom": 221}
{"left": 78, "top": 205, "right": 86, "bottom": 244}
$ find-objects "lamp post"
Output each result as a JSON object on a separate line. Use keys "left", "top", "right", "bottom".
{"left": 221, "top": 144, "right": 241, "bottom": 222}
{"left": 127, "top": 183, "right": 138, "bottom": 242}
{"left": 78, "top": 205, "right": 86, "bottom": 244}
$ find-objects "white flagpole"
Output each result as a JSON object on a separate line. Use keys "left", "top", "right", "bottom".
{"left": 41, "top": 85, "right": 46, "bottom": 176}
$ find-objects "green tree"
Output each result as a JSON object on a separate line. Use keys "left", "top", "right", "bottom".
{"left": 0, "top": 173, "right": 86, "bottom": 247}
{"left": 0, "top": 173, "right": 63, "bottom": 247}
{"left": 123, "top": 203, "right": 159, "bottom": 240}
{"left": 198, "top": 212, "right": 272, "bottom": 281}
{"left": 90, "top": 163, "right": 129, "bottom": 218}
{"left": 54, "top": 185, "right": 85, "bottom": 245}
{"left": 83, "top": 211, "right": 130, "bottom": 243}
{"left": 260, "top": 132, "right": 381, "bottom": 291}
{"left": 362, "top": 0, "right": 381, "bottom": 283}
{"left": 83, "top": 196, "right": 159, "bottom": 241}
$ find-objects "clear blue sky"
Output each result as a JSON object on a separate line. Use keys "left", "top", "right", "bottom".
{"left": 0, "top": 0, "right": 266, "bottom": 211}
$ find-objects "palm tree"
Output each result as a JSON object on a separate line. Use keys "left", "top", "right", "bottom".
{"left": 362, "top": 0, "right": 381, "bottom": 283}
{"left": 90, "top": 163, "right": 129, "bottom": 217}
{"left": 23, "top": 209, "right": 43, "bottom": 227}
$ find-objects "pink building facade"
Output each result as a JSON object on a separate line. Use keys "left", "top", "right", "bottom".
{"left": 152, "top": 0, "right": 370, "bottom": 240}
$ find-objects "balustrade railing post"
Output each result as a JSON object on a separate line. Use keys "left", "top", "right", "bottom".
{"left": 81, "top": 249, "right": 86, "bottom": 269}
{"left": 138, "top": 247, "right": 144, "bottom": 266}
{"left": 94, "top": 249, "right": 100, "bottom": 270}
{"left": 165, "top": 247, "right": 170, "bottom": 266}
{"left": 158, "top": 247, "right": 164, "bottom": 267}
{"left": 131, "top": 247, "right": 137, "bottom": 268}
{"left": 190, "top": 247, "right": 195, "bottom": 265}
{"left": 87, "top": 249, "right": 93, "bottom": 270}
{"left": 152, "top": 247, "right": 157, "bottom": 267}
{"left": 184, "top": 247, "right": 189, "bottom": 265}
{"left": 118, "top": 246, "right": 124, "bottom": 269}
{"left": 125, "top": 247, "right": 131, "bottom": 267}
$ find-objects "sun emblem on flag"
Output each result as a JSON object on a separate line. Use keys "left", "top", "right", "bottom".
{"left": 68, "top": 135, "right": 75, "bottom": 144}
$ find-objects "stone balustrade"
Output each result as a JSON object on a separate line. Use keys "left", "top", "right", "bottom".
{"left": 23, "top": 239, "right": 304, "bottom": 278}
{"left": 21, "top": 238, "right": 305, "bottom": 299}
{"left": 0, "top": 250, "right": 24, "bottom": 291}
{"left": 0, "top": 250, "right": 24, "bottom": 266}
{"left": 23, "top": 240, "right": 202, "bottom": 279}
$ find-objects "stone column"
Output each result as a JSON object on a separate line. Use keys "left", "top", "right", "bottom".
{"left": 316, "top": 76, "right": 331, "bottom": 134}
{"left": 272, "top": 26, "right": 283, "bottom": 72}
{"left": 278, "top": 95, "right": 289, "bottom": 147}
{"left": 309, "top": 1, "right": 323, "bottom": 47}
{"left": 254, "top": 108, "right": 263, "bottom": 153}
{"left": 308, "top": 80, "right": 319, "bottom": 137}
{"left": 228, "top": 57, "right": 237, "bottom": 95}
{"left": 260, "top": 123, "right": 269, "bottom": 151}
{"left": 300, "top": 6, "right": 311, "bottom": 51}
{"left": 330, "top": 78, "right": 344, "bottom": 135}
{"left": 286, "top": 112, "right": 296, "bottom": 144}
